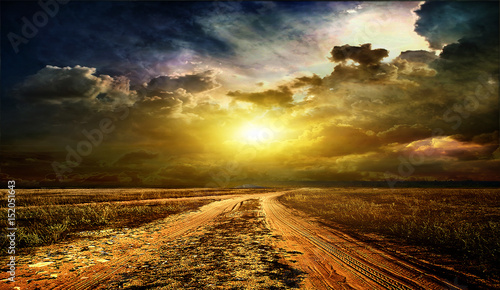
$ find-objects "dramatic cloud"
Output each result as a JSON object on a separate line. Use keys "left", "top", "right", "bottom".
{"left": 297, "top": 124, "right": 380, "bottom": 157}
{"left": 414, "top": 2, "right": 499, "bottom": 50}
{"left": 14, "top": 65, "right": 137, "bottom": 110}
{"left": 145, "top": 70, "right": 220, "bottom": 95}
{"left": 398, "top": 50, "right": 437, "bottom": 64}
{"left": 227, "top": 86, "right": 294, "bottom": 107}
{"left": 329, "top": 43, "right": 388, "bottom": 66}
{"left": 404, "top": 136, "right": 492, "bottom": 161}
{"left": 415, "top": 1, "right": 499, "bottom": 79}
{"left": 327, "top": 61, "right": 399, "bottom": 83}
{"left": 0, "top": 1, "right": 498, "bottom": 187}
{"left": 392, "top": 58, "right": 436, "bottom": 77}
{"left": 291, "top": 74, "right": 323, "bottom": 88}
{"left": 377, "top": 124, "right": 433, "bottom": 144}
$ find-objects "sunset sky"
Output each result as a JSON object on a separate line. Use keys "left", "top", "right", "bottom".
{"left": 1, "top": 1, "right": 499, "bottom": 187}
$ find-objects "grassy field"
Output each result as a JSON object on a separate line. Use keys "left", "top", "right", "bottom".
{"left": 1, "top": 188, "right": 273, "bottom": 251}
{"left": 1, "top": 187, "right": 271, "bottom": 207}
{"left": 279, "top": 187, "right": 500, "bottom": 280}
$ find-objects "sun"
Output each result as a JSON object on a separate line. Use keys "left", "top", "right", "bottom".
{"left": 241, "top": 124, "right": 274, "bottom": 143}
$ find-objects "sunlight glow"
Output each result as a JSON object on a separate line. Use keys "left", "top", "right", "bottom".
{"left": 241, "top": 124, "right": 274, "bottom": 143}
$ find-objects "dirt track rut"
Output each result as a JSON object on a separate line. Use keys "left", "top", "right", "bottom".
{"left": 3, "top": 190, "right": 468, "bottom": 289}
{"left": 262, "top": 191, "right": 463, "bottom": 290}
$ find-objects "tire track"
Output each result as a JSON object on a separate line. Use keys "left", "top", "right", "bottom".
{"left": 5, "top": 189, "right": 468, "bottom": 289}
{"left": 52, "top": 194, "right": 263, "bottom": 289}
{"left": 262, "top": 192, "right": 462, "bottom": 290}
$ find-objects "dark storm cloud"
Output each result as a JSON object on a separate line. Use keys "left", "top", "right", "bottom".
{"left": 12, "top": 65, "right": 220, "bottom": 125}
{"left": 415, "top": 2, "right": 499, "bottom": 50}
{"left": 415, "top": 1, "right": 499, "bottom": 78}
{"left": 200, "top": 1, "right": 358, "bottom": 47}
{"left": 132, "top": 70, "right": 221, "bottom": 118}
{"left": 293, "top": 37, "right": 496, "bottom": 167}
{"left": 2, "top": 65, "right": 138, "bottom": 145}
{"left": 472, "top": 131, "right": 499, "bottom": 146}
{"left": 449, "top": 131, "right": 499, "bottom": 159}
{"left": 13, "top": 65, "right": 136, "bottom": 108}
{"left": 412, "top": 1, "right": 499, "bottom": 141}
{"left": 329, "top": 43, "right": 389, "bottom": 66}
{"left": 145, "top": 71, "right": 220, "bottom": 95}
{"left": 327, "top": 61, "right": 398, "bottom": 83}
{"left": 321, "top": 43, "right": 400, "bottom": 84}
{"left": 392, "top": 58, "right": 436, "bottom": 77}
{"left": 0, "top": 1, "right": 361, "bottom": 93}
{"left": 1, "top": 1, "right": 235, "bottom": 86}
{"left": 398, "top": 50, "right": 437, "bottom": 64}
{"left": 14, "top": 66, "right": 101, "bottom": 102}
{"left": 227, "top": 86, "right": 294, "bottom": 107}
{"left": 1, "top": 1, "right": 498, "bottom": 187}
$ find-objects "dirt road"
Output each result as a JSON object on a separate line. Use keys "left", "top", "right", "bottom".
{"left": 262, "top": 191, "right": 464, "bottom": 290}
{"left": 2, "top": 190, "right": 467, "bottom": 289}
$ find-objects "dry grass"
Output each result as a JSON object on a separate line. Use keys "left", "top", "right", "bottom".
{"left": 1, "top": 200, "right": 209, "bottom": 251}
{"left": 280, "top": 187, "right": 500, "bottom": 280}
{"left": 0, "top": 188, "right": 271, "bottom": 207}
{"left": 0, "top": 188, "right": 273, "bottom": 251}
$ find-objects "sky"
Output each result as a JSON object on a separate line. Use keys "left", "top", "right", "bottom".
{"left": 1, "top": 1, "right": 499, "bottom": 187}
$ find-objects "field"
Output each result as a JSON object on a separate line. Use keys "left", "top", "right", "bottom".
{"left": 0, "top": 188, "right": 273, "bottom": 250}
{"left": 280, "top": 188, "right": 500, "bottom": 282}
{"left": 1, "top": 187, "right": 499, "bottom": 289}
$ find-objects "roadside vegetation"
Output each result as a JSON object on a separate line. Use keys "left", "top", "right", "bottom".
{"left": 0, "top": 188, "right": 274, "bottom": 251}
{"left": 1, "top": 199, "right": 210, "bottom": 251}
{"left": 279, "top": 188, "right": 500, "bottom": 281}
{"left": 2, "top": 187, "right": 272, "bottom": 207}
